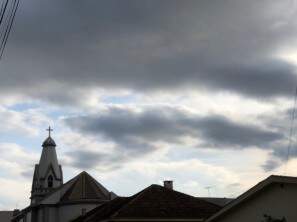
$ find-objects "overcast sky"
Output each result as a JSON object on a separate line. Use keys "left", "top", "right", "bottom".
{"left": 1, "top": 0, "right": 297, "bottom": 210}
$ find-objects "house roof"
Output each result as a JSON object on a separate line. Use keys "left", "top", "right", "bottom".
{"left": 74, "top": 197, "right": 132, "bottom": 222}
{"left": 200, "top": 198, "right": 234, "bottom": 207}
{"left": 61, "top": 171, "right": 111, "bottom": 202}
{"left": 206, "top": 175, "right": 297, "bottom": 222}
{"left": 74, "top": 184, "right": 221, "bottom": 222}
{"left": 39, "top": 171, "right": 116, "bottom": 205}
{"left": 0, "top": 211, "right": 13, "bottom": 222}
{"left": 13, "top": 171, "right": 116, "bottom": 221}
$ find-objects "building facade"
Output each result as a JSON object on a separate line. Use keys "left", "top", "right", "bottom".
{"left": 207, "top": 175, "right": 297, "bottom": 222}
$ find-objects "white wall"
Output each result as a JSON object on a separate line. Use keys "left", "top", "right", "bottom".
{"left": 214, "top": 183, "right": 297, "bottom": 222}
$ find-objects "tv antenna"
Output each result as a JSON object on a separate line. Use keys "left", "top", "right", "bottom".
{"left": 205, "top": 186, "right": 213, "bottom": 197}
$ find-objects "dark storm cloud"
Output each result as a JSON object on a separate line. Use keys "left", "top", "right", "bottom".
{"left": 1, "top": 0, "right": 297, "bottom": 104}
{"left": 252, "top": 106, "right": 297, "bottom": 172}
{"left": 63, "top": 150, "right": 117, "bottom": 170}
{"left": 271, "top": 144, "right": 297, "bottom": 160}
{"left": 64, "top": 106, "right": 283, "bottom": 159}
{"left": 64, "top": 146, "right": 153, "bottom": 170}
{"left": 262, "top": 159, "right": 282, "bottom": 172}
{"left": 62, "top": 106, "right": 288, "bottom": 169}
{"left": 261, "top": 142, "right": 297, "bottom": 172}
{"left": 191, "top": 115, "right": 282, "bottom": 148}
{"left": 198, "top": 61, "right": 297, "bottom": 99}
{"left": 253, "top": 140, "right": 297, "bottom": 172}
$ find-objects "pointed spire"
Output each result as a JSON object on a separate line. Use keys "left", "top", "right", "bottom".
{"left": 31, "top": 126, "right": 63, "bottom": 204}
{"left": 46, "top": 126, "right": 53, "bottom": 137}
{"left": 42, "top": 126, "right": 56, "bottom": 147}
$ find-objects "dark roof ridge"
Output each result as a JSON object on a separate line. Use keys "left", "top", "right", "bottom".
{"left": 268, "top": 174, "right": 297, "bottom": 180}
{"left": 109, "top": 185, "right": 155, "bottom": 219}
{"left": 111, "top": 183, "right": 221, "bottom": 218}
{"left": 79, "top": 171, "right": 88, "bottom": 175}
{"left": 73, "top": 184, "right": 222, "bottom": 222}
{"left": 73, "top": 196, "right": 129, "bottom": 222}
{"left": 38, "top": 171, "right": 97, "bottom": 203}
{"left": 150, "top": 184, "right": 222, "bottom": 208}
{"left": 60, "top": 170, "right": 111, "bottom": 201}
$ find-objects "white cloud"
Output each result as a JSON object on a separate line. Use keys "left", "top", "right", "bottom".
{"left": 0, "top": 143, "right": 38, "bottom": 210}
{"left": 88, "top": 157, "right": 242, "bottom": 198}
{"left": 0, "top": 106, "right": 51, "bottom": 137}
{"left": 0, "top": 178, "right": 31, "bottom": 210}
{"left": 0, "top": 143, "right": 38, "bottom": 178}
{"left": 0, "top": 0, "right": 296, "bottom": 213}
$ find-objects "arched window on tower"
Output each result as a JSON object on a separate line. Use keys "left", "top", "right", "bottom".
{"left": 48, "top": 175, "right": 53, "bottom": 188}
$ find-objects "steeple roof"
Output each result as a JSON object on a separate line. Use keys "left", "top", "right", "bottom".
{"left": 31, "top": 129, "right": 63, "bottom": 204}
{"left": 42, "top": 136, "right": 56, "bottom": 147}
{"left": 38, "top": 136, "right": 61, "bottom": 179}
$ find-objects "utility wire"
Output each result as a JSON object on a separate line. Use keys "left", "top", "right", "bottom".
{"left": 0, "top": 0, "right": 9, "bottom": 26}
{"left": 0, "top": 0, "right": 19, "bottom": 57}
{"left": 284, "top": 86, "right": 297, "bottom": 175}
{"left": 0, "top": 0, "right": 19, "bottom": 60}
{"left": 0, "top": 2, "right": 6, "bottom": 21}
{"left": 0, "top": 0, "right": 19, "bottom": 59}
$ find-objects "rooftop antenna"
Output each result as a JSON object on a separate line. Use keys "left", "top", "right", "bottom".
{"left": 284, "top": 86, "right": 297, "bottom": 175}
{"left": 205, "top": 186, "right": 213, "bottom": 197}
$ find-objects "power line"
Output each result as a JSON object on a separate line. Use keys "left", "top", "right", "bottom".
{"left": 0, "top": 0, "right": 9, "bottom": 26}
{"left": 0, "top": 0, "right": 20, "bottom": 60}
{"left": 284, "top": 86, "right": 297, "bottom": 175}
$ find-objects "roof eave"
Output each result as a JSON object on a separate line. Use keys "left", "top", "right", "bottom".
{"left": 206, "top": 175, "right": 297, "bottom": 222}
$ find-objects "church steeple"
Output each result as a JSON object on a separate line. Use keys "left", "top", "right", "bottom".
{"left": 31, "top": 127, "right": 63, "bottom": 204}
{"left": 41, "top": 126, "right": 56, "bottom": 147}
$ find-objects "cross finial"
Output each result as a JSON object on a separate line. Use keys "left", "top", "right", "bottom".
{"left": 46, "top": 126, "right": 53, "bottom": 137}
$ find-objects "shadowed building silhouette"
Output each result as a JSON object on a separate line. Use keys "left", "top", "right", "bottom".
{"left": 12, "top": 129, "right": 116, "bottom": 222}
{"left": 11, "top": 128, "right": 231, "bottom": 222}
{"left": 73, "top": 183, "right": 221, "bottom": 222}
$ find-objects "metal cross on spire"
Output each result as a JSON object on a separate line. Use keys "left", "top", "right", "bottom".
{"left": 46, "top": 126, "right": 53, "bottom": 137}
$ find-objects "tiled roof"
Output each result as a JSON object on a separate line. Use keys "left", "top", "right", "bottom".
{"left": 74, "top": 197, "right": 132, "bottom": 222}
{"left": 74, "top": 185, "right": 221, "bottom": 222}
{"left": 200, "top": 197, "right": 234, "bottom": 207}
{"left": 13, "top": 172, "right": 116, "bottom": 221}
{"left": 0, "top": 211, "right": 13, "bottom": 222}
{"left": 61, "top": 171, "right": 112, "bottom": 202}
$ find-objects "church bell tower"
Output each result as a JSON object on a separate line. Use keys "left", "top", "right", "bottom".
{"left": 30, "top": 127, "right": 63, "bottom": 204}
